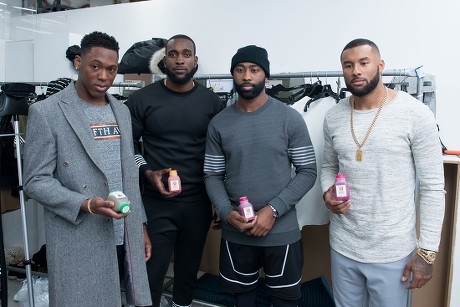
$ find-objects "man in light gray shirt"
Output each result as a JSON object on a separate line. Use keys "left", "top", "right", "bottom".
{"left": 321, "top": 38, "right": 445, "bottom": 307}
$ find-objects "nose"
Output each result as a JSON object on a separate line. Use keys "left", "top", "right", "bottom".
{"left": 175, "top": 54, "right": 185, "bottom": 64}
{"left": 352, "top": 65, "right": 361, "bottom": 76}
{"left": 98, "top": 69, "right": 109, "bottom": 80}
{"left": 242, "top": 69, "right": 252, "bottom": 81}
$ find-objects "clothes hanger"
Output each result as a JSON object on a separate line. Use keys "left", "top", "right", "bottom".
{"left": 304, "top": 81, "right": 339, "bottom": 112}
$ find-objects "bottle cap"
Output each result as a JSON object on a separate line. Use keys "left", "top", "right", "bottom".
{"left": 169, "top": 169, "right": 177, "bottom": 176}
{"left": 119, "top": 203, "right": 131, "bottom": 214}
{"left": 239, "top": 196, "right": 248, "bottom": 203}
{"left": 111, "top": 191, "right": 125, "bottom": 198}
{"left": 336, "top": 174, "right": 346, "bottom": 179}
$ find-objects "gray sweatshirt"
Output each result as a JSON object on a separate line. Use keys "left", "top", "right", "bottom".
{"left": 204, "top": 97, "right": 317, "bottom": 246}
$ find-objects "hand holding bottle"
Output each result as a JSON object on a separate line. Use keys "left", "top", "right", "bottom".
{"left": 81, "top": 196, "right": 129, "bottom": 219}
{"left": 144, "top": 168, "right": 181, "bottom": 198}
{"left": 323, "top": 174, "right": 351, "bottom": 214}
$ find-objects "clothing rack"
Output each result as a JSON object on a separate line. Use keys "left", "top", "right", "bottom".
{"left": 153, "top": 68, "right": 425, "bottom": 99}
{"left": 2, "top": 81, "right": 145, "bottom": 89}
{"left": 192, "top": 68, "right": 418, "bottom": 80}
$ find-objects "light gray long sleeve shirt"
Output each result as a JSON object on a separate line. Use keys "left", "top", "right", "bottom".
{"left": 320, "top": 91, "right": 445, "bottom": 263}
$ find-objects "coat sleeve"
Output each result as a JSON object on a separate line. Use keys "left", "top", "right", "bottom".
{"left": 23, "top": 103, "right": 88, "bottom": 225}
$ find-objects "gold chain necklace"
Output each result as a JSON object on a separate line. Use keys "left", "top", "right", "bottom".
{"left": 350, "top": 87, "right": 388, "bottom": 161}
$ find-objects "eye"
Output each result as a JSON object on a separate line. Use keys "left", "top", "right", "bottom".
{"left": 234, "top": 67, "right": 244, "bottom": 74}
{"left": 184, "top": 52, "right": 192, "bottom": 58}
{"left": 251, "top": 68, "right": 259, "bottom": 73}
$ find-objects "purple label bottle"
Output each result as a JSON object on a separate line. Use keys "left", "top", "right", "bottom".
{"left": 334, "top": 174, "right": 350, "bottom": 201}
{"left": 238, "top": 196, "right": 255, "bottom": 221}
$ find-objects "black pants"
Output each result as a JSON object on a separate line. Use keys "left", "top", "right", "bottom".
{"left": 144, "top": 196, "right": 212, "bottom": 307}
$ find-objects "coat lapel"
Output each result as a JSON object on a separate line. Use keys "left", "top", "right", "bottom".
{"left": 58, "top": 84, "right": 106, "bottom": 173}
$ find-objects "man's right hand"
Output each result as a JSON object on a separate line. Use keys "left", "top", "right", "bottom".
{"left": 226, "top": 211, "right": 257, "bottom": 234}
{"left": 323, "top": 185, "right": 351, "bottom": 214}
{"left": 144, "top": 169, "right": 180, "bottom": 198}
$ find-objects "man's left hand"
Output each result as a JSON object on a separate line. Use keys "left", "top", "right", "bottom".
{"left": 401, "top": 253, "right": 433, "bottom": 289}
{"left": 248, "top": 205, "right": 276, "bottom": 237}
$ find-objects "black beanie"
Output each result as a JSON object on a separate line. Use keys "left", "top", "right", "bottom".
{"left": 230, "top": 45, "right": 270, "bottom": 78}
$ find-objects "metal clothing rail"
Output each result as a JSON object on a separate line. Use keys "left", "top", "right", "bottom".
{"left": 191, "top": 68, "right": 418, "bottom": 80}
{"left": 153, "top": 68, "right": 424, "bottom": 98}
{"left": 4, "top": 81, "right": 146, "bottom": 88}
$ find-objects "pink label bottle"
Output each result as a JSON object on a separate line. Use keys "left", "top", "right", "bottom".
{"left": 238, "top": 196, "right": 255, "bottom": 221}
{"left": 334, "top": 174, "right": 350, "bottom": 201}
{"left": 168, "top": 169, "right": 182, "bottom": 192}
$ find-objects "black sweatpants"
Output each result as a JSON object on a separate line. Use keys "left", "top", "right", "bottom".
{"left": 144, "top": 195, "right": 212, "bottom": 307}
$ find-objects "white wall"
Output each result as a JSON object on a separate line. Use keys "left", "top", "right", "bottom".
{"left": 3, "top": 0, "right": 459, "bottom": 305}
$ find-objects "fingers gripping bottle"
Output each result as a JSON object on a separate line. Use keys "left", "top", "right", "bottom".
{"left": 108, "top": 191, "right": 131, "bottom": 214}
{"left": 168, "top": 169, "right": 182, "bottom": 192}
{"left": 238, "top": 196, "right": 255, "bottom": 221}
{"left": 334, "top": 174, "right": 350, "bottom": 201}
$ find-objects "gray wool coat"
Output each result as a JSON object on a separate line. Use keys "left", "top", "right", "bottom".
{"left": 23, "top": 84, "right": 152, "bottom": 307}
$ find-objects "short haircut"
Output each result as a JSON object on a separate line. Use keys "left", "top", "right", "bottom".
{"left": 340, "top": 38, "right": 380, "bottom": 61}
{"left": 166, "top": 34, "right": 196, "bottom": 54}
{"left": 80, "top": 31, "right": 119, "bottom": 56}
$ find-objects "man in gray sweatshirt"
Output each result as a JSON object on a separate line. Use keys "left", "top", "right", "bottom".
{"left": 204, "top": 45, "right": 317, "bottom": 307}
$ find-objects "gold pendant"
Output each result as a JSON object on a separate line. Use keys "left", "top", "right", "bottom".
{"left": 356, "top": 149, "right": 362, "bottom": 161}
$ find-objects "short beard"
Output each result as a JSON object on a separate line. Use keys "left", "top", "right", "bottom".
{"left": 346, "top": 67, "right": 380, "bottom": 97}
{"left": 164, "top": 65, "right": 198, "bottom": 85}
{"left": 234, "top": 79, "right": 266, "bottom": 100}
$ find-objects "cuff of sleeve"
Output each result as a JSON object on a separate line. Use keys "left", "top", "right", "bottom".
{"left": 139, "top": 164, "right": 152, "bottom": 175}
{"left": 219, "top": 207, "right": 235, "bottom": 224}
{"left": 268, "top": 197, "right": 286, "bottom": 217}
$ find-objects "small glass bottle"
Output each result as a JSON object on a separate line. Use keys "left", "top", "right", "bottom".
{"left": 108, "top": 191, "right": 131, "bottom": 214}
{"left": 168, "top": 169, "right": 182, "bottom": 192}
{"left": 334, "top": 174, "right": 350, "bottom": 201}
{"left": 238, "top": 196, "right": 255, "bottom": 221}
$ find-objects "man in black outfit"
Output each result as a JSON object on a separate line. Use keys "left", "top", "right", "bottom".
{"left": 126, "top": 34, "right": 224, "bottom": 307}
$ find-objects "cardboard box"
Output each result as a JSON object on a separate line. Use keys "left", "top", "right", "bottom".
{"left": 0, "top": 187, "right": 21, "bottom": 213}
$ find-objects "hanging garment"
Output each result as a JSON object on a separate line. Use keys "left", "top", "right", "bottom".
{"left": 290, "top": 96, "right": 337, "bottom": 227}
{"left": 0, "top": 83, "right": 34, "bottom": 187}
{"left": 118, "top": 38, "right": 167, "bottom": 74}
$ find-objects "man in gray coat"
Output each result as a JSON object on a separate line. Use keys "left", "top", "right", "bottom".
{"left": 23, "top": 31, "right": 152, "bottom": 307}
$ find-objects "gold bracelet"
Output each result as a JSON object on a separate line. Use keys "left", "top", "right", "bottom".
{"left": 87, "top": 198, "right": 94, "bottom": 214}
{"left": 416, "top": 248, "right": 436, "bottom": 265}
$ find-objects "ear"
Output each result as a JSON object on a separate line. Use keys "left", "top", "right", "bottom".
{"left": 194, "top": 55, "right": 198, "bottom": 68}
{"left": 74, "top": 55, "right": 81, "bottom": 70}
{"left": 379, "top": 59, "right": 385, "bottom": 73}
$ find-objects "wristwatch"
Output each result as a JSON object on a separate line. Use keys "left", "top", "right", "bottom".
{"left": 268, "top": 205, "right": 278, "bottom": 219}
{"left": 416, "top": 248, "right": 436, "bottom": 265}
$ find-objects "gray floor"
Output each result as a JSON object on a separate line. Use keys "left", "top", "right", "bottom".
{"left": 6, "top": 277, "right": 23, "bottom": 306}
{"left": 2, "top": 265, "right": 221, "bottom": 307}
